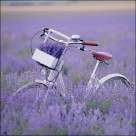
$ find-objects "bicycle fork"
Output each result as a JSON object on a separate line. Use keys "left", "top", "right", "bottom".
{"left": 58, "top": 72, "right": 66, "bottom": 97}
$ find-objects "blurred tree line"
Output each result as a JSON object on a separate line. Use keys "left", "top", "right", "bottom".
{"left": 1, "top": 1, "right": 80, "bottom": 6}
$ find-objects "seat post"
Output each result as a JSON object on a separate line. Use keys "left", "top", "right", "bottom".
{"left": 86, "top": 60, "right": 101, "bottom": 93}
{"left": 91, "top": 60, "right": 101, "bottom": 79}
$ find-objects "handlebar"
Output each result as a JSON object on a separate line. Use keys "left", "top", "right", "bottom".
{"left": 84, "top": 41, "right": 98, "bottom": 46}
{"left": 41, "top": 27, "right": 99, "bottom": 48}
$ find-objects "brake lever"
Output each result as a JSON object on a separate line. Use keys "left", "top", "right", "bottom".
{"left": 40, "top": 33, "right": 45, "bottom": 37}
{"left": 42, "top": 27, "right": 49, "bottom": 32}
{"left": 39, "top": 28, "right": 49, "bottom": 38}
{"left": 79, "top": 46, "right": 85, "bottom": 51}
{"left": 79, "top": 39, "right": 85, "bottom": 51}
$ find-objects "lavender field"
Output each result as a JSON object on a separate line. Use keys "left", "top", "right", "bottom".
{"left": 1, "top": 2, "right": 135, "bottom": 136}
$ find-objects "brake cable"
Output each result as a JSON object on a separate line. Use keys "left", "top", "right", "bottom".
{"left": 30, "top": 30, "right": 43, "bottom": 55}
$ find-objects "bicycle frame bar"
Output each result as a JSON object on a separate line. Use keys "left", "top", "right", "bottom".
{"left": 86, "top": 60, "right": 101, "bottom": 92}
{"left": 58, "top": 72, "right": 66, "bottom": 97}
{"left": 50, "top": 29, "right": 70, "bottom": 40}
{"left": 91, "top": 60, "right": 101, "bottom": 79}
{"left": 44, "top": 29, "right": 70, "bottom": 44}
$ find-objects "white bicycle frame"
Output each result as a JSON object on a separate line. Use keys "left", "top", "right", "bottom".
{"left": 33, "top": 28, "right": 131, "bottom": 97}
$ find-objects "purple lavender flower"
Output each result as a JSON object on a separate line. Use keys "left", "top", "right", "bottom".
{"left": 38, "top": 40, "right": 66, "bottom": 59}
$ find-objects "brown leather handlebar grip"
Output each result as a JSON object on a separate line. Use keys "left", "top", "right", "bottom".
{"left": 84, "top": 41, "right": 99, "bottom": 46}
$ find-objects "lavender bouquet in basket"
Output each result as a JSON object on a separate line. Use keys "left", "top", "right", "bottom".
{"left": 38, "top": 41, "right": 66, "bottom": 59}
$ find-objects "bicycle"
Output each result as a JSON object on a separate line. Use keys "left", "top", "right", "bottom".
{"left": 4, "top": 28, "right": 132, "bottom": 112}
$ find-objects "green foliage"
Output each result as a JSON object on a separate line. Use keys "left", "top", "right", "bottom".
{"left": 70, "top": 72, "right": 90, "bottom": 87}
{"left": 12, "top": 128, "right": 22, "bottom": 135}
{"left": 1, "top": 72, "right": 11, "bottom": 92}
{"left": 72, "top": 73, "right": 81, "bottom": 86}
{"left": 9, "top": 114, "right": 28, "bottom": 135}
{"left": 88, "top": 127, "right": 94, "bottom": 135}
{"left": 99, "top": 129, "right": 105, "bottom": 135}
{"left": 123, "top": 62, "right": 127, "bottom": 68}
{"left": 19, "top": 47, "right": 30, "bottom": 57}
{"left": 131, "top": 119, "right": 136, "bottom": 127}
{"left": 56, "top": 131, "right": 68, "bottom": 136}
{"left": 86, "top": 100, "right": 97, "bottom": 110}
{"left": 98, "top": 101, "right": 113, "bottom": 114}
{"left": 0, "top": 101, "right": 4, "bottom": 112}
{"left": 1, "top": 37, "right": 14, "bottom": 53}
{"left": 86, "top": 100, "right": 113, "bottom": 114}
{"left": 1, "top": 68, "right": 11, "bottom": 76}
{"left": 105, "top": 101, "right": 113, "bottom": 113}
{"left": 63, "top": 65, "right": 69, "bottom": 75}
{"left": 29, "top": 127, "right": 68, "bottom": 135}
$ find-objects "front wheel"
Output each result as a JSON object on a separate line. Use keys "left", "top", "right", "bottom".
{"left": 2, "top": 81, "right": 63, "bottom": 135}
{"left": 4, "top": 81, "right": 67, "bottom": 113}
{"left": 4, "top": 82, "right": 49, "bottom": 113}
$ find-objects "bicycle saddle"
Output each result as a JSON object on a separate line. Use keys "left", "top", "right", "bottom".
{"left": 92, "top": 51, "right": 112, "bottom": 61}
